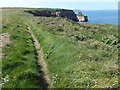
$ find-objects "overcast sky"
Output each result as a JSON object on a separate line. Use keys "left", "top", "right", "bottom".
{"left": 0, "top": 0, "right": 119, "bottom": 10}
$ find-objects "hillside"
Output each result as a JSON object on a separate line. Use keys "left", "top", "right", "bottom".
{"left": 1, "top": 8, "right": 119, "bottom": 88}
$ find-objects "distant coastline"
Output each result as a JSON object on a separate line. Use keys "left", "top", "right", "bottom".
{"left": 74, "top": 10, "right": 118, "bottom": 25}
{"left": 1, "top": 7, "right": 118, "bottom": 25}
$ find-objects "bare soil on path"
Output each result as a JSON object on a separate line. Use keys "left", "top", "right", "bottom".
{"left": 27, "top": 26, "right": 51, "bottom": 88}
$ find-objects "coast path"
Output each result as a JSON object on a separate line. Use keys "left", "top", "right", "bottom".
{"left": 27, "top": 25, "right": 51, "bottom": 88}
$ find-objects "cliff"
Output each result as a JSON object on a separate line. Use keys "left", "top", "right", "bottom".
{"left": 25, "top": 9, "right": 88, "bottom": 22}
{"left": 76, "top": 11, "right": 88, "bottom": 22}
{"left": 59, "top": 9, "right": 79, "bottom": 21}
{"left": 77, "top": 15, "right": 88, "bottom": 22}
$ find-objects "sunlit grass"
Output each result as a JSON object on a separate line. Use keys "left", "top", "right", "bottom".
{"left": 2, "top": 16, "right": 42, "bottom": 88}
{"left": 1, "top": 8, "right": 119, "bottom": 88}
{"left": 26, "top": 15, "right": 118, "bottom": 88}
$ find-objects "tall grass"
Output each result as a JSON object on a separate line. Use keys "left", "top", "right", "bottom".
{"left": 2, "top": 16, "right": 47, "bottom": 88}
{"left": 1, "top": 8, "right": 119, "bottom": 88}
{"left": 26, "top": 16, "right": 118, "bottom": 88}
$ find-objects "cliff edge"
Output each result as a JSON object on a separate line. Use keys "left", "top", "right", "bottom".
{"left": 76, "top": 11, "right": 88, "bottom": 22}
{"left": 25, "top": 9, "right": 88, "bottom": 22}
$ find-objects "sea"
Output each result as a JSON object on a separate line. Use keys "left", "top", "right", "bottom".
{"left": 74, "top": 10, "right": 118, "bottom": 25}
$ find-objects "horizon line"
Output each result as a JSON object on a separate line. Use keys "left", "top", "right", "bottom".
{"left": 0, "top": 7, "right": 118, "bottom": 10}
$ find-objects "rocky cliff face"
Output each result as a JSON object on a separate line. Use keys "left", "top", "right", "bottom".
{"left": 25, "top": 9, "right": 88, "bottom": 22}
{"left": 77, "top": 16, "right": 88, "bottom": 22}
{"left": 25, "top": 10, "right": 56, "bottom": 17}
{"left": 60, "top": 10, "right": 79, "bottom": 21}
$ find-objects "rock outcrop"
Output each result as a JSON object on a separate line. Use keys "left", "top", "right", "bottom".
{"left": 76, "top": 11, "right": 88, "bottom": 22}
{"left": 25, "top": 9, "right": 88, "bottom": 22}
{"left": 77, "top": 16, "right": 88, "bottom": 22}
{"left": 57, "top": 10, "right": 79, "bottom": 21}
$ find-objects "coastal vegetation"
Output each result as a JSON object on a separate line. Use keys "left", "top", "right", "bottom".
{"left": 1, "top": 8, "right": 119, "bottom": 88}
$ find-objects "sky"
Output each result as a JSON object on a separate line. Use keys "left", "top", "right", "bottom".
{"left": 0, "top": 0, "right": 119, "bottom": 10}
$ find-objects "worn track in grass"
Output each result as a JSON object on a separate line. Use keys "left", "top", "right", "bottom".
{"left": 27, "top": 26, "right": 51, "bottom": 88}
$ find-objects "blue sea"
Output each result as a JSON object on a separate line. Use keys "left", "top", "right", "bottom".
{"left": 74, "top": 10, "right": 118, "bottom": 25}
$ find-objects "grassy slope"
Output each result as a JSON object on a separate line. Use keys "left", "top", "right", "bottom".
{"left": 26, "top": 17, "right": 118, "bottom": 88}
{"left": 1, "top": 8, "right": 48, "bottom": 88}
{"left": 1, "top": 8, "right": 119, "bottom": 88}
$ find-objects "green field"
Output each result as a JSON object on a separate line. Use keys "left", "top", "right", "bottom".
{"left": 1, "top": 8, "right": 119, "bottom": 88}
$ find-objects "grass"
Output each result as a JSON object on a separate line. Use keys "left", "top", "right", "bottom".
{"left": 1, "top": 9, "right": 48, "bottom": 88}
{"left": 25, "top": 16, "right": 118, "bottom": 88}
{"left": 1, "top": 8, "right": 119, "bottom": 88}
{"left": 77, "top": 14, "right": 84, "bottom": 16}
